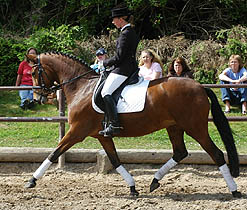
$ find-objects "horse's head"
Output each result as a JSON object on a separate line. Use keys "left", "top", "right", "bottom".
{"left": 27, "top": 53, "right": 57, "bottom": 104}
{"left": 28, "top": 52, "right": 98, "bottom": 104}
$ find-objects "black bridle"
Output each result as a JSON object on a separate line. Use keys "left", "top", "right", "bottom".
{"left": 33, "top": 54, "right": 99, "bottom": 96}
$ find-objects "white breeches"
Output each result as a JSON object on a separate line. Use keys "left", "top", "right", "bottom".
{"left": 101, "top": 73, "right": 128, "bottom": 97}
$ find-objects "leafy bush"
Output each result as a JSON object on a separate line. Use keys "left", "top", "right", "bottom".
{"left": 216, "top": 25, "right": 247, "bottom": 64}
{"left": 194, "top": 69, "right": 216, "bottom": 84}
{"left": 186, "top": 40, "right": 225, "bottom": 84}
{"left": 0, "top": 24, "right": 89, "bottom": 86}
{"left": 2, "top": 24, "right": 247, "bottom": 86}
{"left": 25, "top": 25, "right": 84, "bottom": 54}
{"left": 0, "top": 37, "right": 27, "bottom": 86}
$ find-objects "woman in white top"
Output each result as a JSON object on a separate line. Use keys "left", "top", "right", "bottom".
{"left": 138, "top": 49, "right": 163, "bottom": 80}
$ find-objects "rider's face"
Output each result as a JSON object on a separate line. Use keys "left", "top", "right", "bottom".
{"left": 112, "top": 17, "right": 122, "bottom": 28}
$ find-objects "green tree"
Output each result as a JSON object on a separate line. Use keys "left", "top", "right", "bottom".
{"left": 2, "top": 0, "right": 247, "bottom": 39}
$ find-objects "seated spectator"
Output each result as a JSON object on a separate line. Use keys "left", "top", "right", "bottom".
{"left": 219, "top": 54, "right": 247, "bottom": 114}
{"left": 138, "top": 49, "right": 163, "bottom": 80}
{"left": 90, "top": 48, "right": 107, "bottom": 73}
{"left": 15, "top": 47, "right": 38, "bottom": 110}
{"left": 167, "top": 57, "right": 194, "bottom": 79}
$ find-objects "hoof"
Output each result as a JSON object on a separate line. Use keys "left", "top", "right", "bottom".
{"left": 232, "top": 190, "right": 242, "bottom": 198}
{"left": 231, "top": 170, "right": 239, "bottom": 178}
{"left": 150, "top": 178, "right": 160, "bottom": 193}
{"left": 130, "top": 186, "right": 139, "bottom": 196}
{"left": 25, "top": 177, "right": 37, "bottom": 188}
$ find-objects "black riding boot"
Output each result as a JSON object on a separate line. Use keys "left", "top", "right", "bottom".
{"left": 99, "top": 95, "right": 122, "bottom": 137}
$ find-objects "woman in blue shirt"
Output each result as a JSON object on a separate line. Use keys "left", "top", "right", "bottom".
{"left": 219, "top": 54, "right": 247, "bottom": 114}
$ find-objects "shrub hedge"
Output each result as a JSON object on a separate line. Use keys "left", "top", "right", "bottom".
{"left": 1, "top": 25, "right": 247, "bottom": 86}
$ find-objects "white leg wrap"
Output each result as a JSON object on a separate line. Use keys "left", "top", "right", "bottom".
{"left": 33, "top": 158, "right": 52, "bottom": 179}
{"left": 154, "top": 158, "right": 177, "bottom": 181}
{"left": 116, "top": 165, "right": 135, "bottom": 187}
{"left": 219, "top": 164, "right": 237, "bottom": 192}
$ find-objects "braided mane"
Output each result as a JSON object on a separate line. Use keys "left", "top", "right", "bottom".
{"left": 44, "top": 51, "right": 90, "bottom": 68}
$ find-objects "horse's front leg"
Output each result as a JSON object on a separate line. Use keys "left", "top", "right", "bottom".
{"left": 25, "top": 130, "right": 83, "bottom": 188}
{"left": 150, "top": 125, "right": 188, "bottom": 193}
{"left": 97, "top": 136, "right": 139, "bottom": 196}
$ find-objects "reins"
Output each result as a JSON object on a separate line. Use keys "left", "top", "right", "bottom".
{"left": 52, "top": 69, "right": 98, "bottom": 91}
{"left": 34, "top": 54, "right": 99, "bottom": 94}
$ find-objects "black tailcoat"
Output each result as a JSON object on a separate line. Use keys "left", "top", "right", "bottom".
{"left": 103, "top": 25, "right": 139, "bottom": 77}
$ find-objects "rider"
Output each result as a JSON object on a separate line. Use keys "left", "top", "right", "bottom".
{"left": 99, "top": 6, "right": 140, "bottom": 137}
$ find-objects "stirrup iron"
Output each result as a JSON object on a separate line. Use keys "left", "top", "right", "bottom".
{"left": 99, "top": 124, "right": 123, "bottom": 137}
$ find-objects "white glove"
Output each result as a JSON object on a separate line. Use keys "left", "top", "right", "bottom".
{"left": 98, "top": 60, "right": 105, "bottom": 72}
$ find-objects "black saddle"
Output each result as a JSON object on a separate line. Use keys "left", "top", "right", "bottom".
{"left": 93, "top": 70, "right": 140, "bottom": 112}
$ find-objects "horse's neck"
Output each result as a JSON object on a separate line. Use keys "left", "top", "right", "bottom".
{"left": 47, "top": 54, "right": 98, "bottom": 108}
{"left": 64, "top": 78, "right": 97, "bottom": 111}
{"left": 57, "top": 60, "right": 97, "bottom": 104}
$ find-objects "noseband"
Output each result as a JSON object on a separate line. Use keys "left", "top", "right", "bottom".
{"left": 32, "top": 55, "right": 54, "bottom": 98}
{"left": 33, "top": 54, "right": 98, "bottom": 96}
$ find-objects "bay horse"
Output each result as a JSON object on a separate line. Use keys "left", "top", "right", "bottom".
{"left": 25, "top": 52, "right": 241, "bottom": 198}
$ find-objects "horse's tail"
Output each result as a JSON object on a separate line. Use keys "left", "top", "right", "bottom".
{"left": 204, "top": 87, "right": 239, "bottom": 177}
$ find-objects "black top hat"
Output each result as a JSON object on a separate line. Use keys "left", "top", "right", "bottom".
{"left": 111, "top": 7, "right": 131, "bottom": 18}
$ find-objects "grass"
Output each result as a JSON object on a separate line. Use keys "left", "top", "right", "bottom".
{"left": 0, "top": 89, "right": 247, "bottom": 154}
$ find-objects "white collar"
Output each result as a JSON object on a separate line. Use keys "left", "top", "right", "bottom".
{"left": 121, "top": 23, "right": 131, "bottom": 31}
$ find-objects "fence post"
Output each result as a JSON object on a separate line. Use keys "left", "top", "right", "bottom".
{"left": 58, "top": 89, "right": 66, "bottom": 168}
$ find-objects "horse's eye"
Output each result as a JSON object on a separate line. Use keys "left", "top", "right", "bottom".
{"left": 32, "top": 72, "right": 35, "bottom": 76}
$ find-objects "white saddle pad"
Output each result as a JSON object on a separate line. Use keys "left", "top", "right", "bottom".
{"left": 92, "top": 77, "right": 150, "bottom": 113}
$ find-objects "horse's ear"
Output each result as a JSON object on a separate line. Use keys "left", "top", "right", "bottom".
{"left": 26, "top": 54, "right": 38, "bottom": 64}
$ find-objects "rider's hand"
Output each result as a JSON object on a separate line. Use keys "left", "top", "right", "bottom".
{"left": 98, "top": 60, "right": 105, "bottom": 72}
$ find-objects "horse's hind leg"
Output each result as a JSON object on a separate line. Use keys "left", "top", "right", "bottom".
{"left": 150, "top": 125, "right": 188, "bottom": 192}
{"left": 200, "top": 135, "right": 241, "bottom": 197}
{"left": 97, "top": 136, "right": 139, "bottom": 196}
{"left": 25, "top": 128, "right": 84, "bottom": 188}
{"left": 188, "top": 128, "right": 241, "bottom": 197}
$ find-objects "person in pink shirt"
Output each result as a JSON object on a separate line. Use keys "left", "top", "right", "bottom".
{"left": 138, "top": 49, "right": 163, "bottom": 80}
{"left": 15, "top": 47, "right": 38, "bottom": 110}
